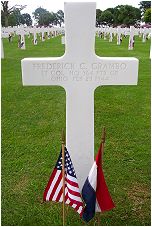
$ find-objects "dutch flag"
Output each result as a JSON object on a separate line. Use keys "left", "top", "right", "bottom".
{"left": 82, "top": 143, "right": 115, "bottom": 222}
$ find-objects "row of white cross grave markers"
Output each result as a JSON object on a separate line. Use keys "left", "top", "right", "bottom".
{"left": 1, "top": 26, "right": 65, "bottom": 51}
{"left": 1, "top": 21, "right": 151, "bottom": 57}
{"left": 20, "top": 2, "right": 139, "bottom": 189}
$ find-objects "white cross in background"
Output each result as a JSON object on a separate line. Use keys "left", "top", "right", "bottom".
{"left": 30, "top": 27, "right": 38, "bottom": 45}
{"left": 16, "top": 26, "right": 28, "bottom": 49}
{"left": 117, "top": 26, "right": 122, "bottom": 45}
{"left": 128, "top": 26, "right": 135, "bottom": 50}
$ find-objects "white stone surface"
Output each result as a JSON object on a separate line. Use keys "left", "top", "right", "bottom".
{"left": 142, "top": 27, "right": 147, "bottom": 43}
{"left": 16, "top": 27, "right": 27, "bottom": 49}
{"left": 104, "top": 28, "right": 107, "bottom": 40}
{"left": 47, "top": 31, "right": 51, "bottom": 39}
{"left": 34, "top": 32, "right": 37, "bottom": 45}
{"left": 61, "top": 36, "right": 65, "bottom": 44}
{"left": 128, "top": 26, "right": 135, "bottom": 50}
{"left": 109, "top": 27, "right": 113, "bottom": 42}
{"left": 21, "top": 2, "right": 139, "bottom": 189}
{"left": 41, "top": 27, "right": 45, "bottom": 42}
{"left": 117, "top": 26, "right": 121, "bottom": 45}
{"left": 20, "top": 34, "right": 26, "bottom": 49}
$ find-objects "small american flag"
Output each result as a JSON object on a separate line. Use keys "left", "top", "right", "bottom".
{"left": 43, "top": 147, "right": 83, "bottom": 216}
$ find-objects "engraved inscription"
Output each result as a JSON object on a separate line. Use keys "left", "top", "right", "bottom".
{"left": 32, "top": 62, "right": 127, "bottom": 82}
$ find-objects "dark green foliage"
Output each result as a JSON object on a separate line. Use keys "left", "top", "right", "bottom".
{"left": 99, "top": 10, "right": 114, "bottom": 26}
{"left": 96, "top": 9, "right": 102, "bottom": 26}
{"left": 1, "top": 34, "right": 150, "bottom": 226}
{"left": 113, "top": 5, "right": 141, "bottom": 26}
{"left": 96, "top": 5, "right": 141, "bottom": 27}
{"left": 32, "top": 7, "right": 64, "bottom": 27}
{"left": 1, "top": 1, "right": 26, "bottom": 27}
{"left": 6, "top": 10, "right": 32, "bottom": 26}
{"left": 32, "top": 7, "right": 52, "bottom": 26}
{"left": 144, "top": 8, "right": 151, "bottom": 23}
{"left": 21, "top": 13, "right": 32, "bottom": 26}
{"left": 13, "top": 9, "right": 24, "bottom": 26}
{"left": 7, "top": 13, "right": 16, "bottom": 26}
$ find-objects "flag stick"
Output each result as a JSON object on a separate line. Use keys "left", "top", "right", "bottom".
{"left": 97, "top": 127, "right": 106, "bottom": 226}
{"left": 61, "top": 129, "right": 66, "bottom": 226}
{"left": 101, "top": 127, "right": 106, "bottom": 163}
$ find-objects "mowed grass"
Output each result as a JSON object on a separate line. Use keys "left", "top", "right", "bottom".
{"left": 1, "top": 34, "right": 150, "bottom": 226}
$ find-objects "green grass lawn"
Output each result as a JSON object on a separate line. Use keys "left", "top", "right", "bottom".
{"left": 2, "top": 34, "right": 151, "bottom": 226}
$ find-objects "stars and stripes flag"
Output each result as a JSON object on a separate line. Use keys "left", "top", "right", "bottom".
{"left": 43, "top": 146, "right": 83, "bottom": 216}
{"left": 82, "top": 143, "right": 115, "bottom": 222}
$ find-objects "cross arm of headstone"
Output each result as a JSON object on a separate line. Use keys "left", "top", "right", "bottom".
{"left": 21, "top": 57, "right": 70, "bottom": 88}
{"left": 22, "top": 55, "right": 138, "bottom": 89}
{"left": 92, "top": 56, "right": 138, "bottom": 86}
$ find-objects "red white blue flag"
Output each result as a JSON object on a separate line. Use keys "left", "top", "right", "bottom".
{"left": 82, "top": 143, "right": 115, "bottom": 222}
{"left": 43, "top": 147, "right": 83, "bottom": 216}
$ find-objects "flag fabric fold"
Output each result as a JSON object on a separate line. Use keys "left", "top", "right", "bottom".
{"left": 82, "top": 143, "right": 115, "bottom": 222}
{"left": 43, "top": 147, "right": 83, "bottom": 216}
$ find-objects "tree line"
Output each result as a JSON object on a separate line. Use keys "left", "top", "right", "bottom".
{"left": 1, "top": 1, "right": 151, "bottom": 27}
{"left": 96, "top": 1, "right": 151, "bottom": 27}
{"left": 1, "top": 1, "right": 64, "bottom": 27}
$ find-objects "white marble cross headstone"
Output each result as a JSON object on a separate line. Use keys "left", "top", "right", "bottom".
{"left": 109, "top": 27, "right": 113, "bottom": 42}
{"left": 21, "top": 2, "right": 138, "bottom": 189}
{"left": 34, "top": 32, "right": 37, "bottom": 45}
{"left": 142, "top": 27, "right": 147, "bottom": 43}
{"left": 28, "top": 30, "right": 30, "bottom": 38}
{"left": 32, "top": 27, "right": 38, "bottom": 45}
{"left": 47, "top": 29, "right": 51, "bottom": 40}
{"left": 123, "top": 27, "right": 128, "bottom": 37}
{"left": 128, "top": 26, "right": 135, "bottom": 50}
{"left": 117, "top": 26, "right": 122, "bottom": 45}
{"left": 41, "top": 27, "right": 45, "bottom": 42}
{"left": 17, "top": 27, "right": 27, "bottom": 49}
{"left": 104, "top": 28, "right": 107, "bottom": 40}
